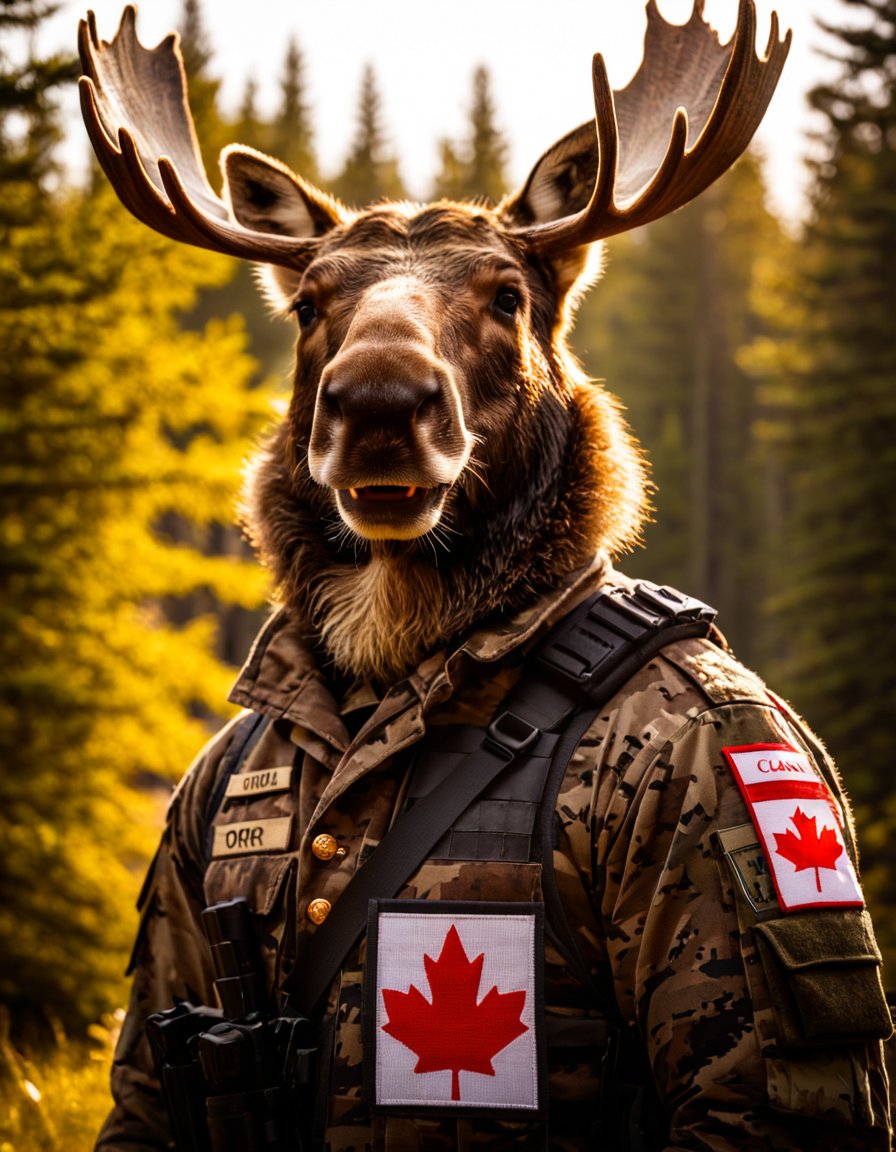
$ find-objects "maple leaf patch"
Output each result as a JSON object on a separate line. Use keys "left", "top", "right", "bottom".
{"left": 381, "top": 923, "right": 528, "bottom": 1103}
{"left": 722, "top": 744, "right": 864, "bottom": 911}
{"left": 773, "top": 806, "right": 844, "bottom": 893}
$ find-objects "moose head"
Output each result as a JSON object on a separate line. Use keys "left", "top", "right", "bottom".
{"left": 79, "top": 3, "right": 789, "bottom": 683}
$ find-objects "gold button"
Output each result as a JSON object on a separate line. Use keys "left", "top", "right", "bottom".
{"left": 312, "top": 834, "right": 339, "bottom": 861}
{"left": 307, "top": 898, "right": 331, "bottom": 925}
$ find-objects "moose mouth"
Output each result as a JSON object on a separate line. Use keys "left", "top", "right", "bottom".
{"left": 335, "top": 484, "right": 449, "bottom": 539}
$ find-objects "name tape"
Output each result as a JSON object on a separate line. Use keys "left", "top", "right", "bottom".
{"left": 224, "top": 764, "right": 292, "bottom": 800}
{"left": 212, "top": 816, "right": 292, "bottom": 858}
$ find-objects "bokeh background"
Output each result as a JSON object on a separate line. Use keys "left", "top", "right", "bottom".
{"left": 2, "top": 0, "right": 894, "bottom": 1145}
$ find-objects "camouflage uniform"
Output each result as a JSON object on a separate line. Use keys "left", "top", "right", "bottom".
{"left": 97, "top": 557, "right": 892, "bottom": 1151}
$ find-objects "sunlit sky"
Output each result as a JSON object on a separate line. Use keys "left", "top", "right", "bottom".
{"left": 41, "top": 0, "right": 848, "bottom": 225}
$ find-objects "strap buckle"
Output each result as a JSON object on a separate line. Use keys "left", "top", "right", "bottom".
{"left": 484, "top": 710, "right": 540, "bottom": 761}
{"left": 633, "top": 580, "right": 716, "bottom": 625}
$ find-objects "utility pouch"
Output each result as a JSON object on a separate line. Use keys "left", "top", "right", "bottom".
{"left": 592, "top": 1023, "right": 666, "bottom": 1152}
{"left": 752, "top": 909, "right": 893, "bottom": 1048}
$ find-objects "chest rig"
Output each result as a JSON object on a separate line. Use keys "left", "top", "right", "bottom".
{"left": 207, "top": 582, "right": 716, "bottom": 1134}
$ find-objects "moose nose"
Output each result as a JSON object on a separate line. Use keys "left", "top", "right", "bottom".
{"left": 322, "top": 373, "right": 441, "bottom": 430}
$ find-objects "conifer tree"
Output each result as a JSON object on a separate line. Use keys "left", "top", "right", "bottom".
{"left": 0, "top": 0, "right": 269, "bottom": 1032}
{"left": 183, "top": 11, "right": 295, "bottom": 402}
{"left": 177, "top": 0, "right": 227, "bottom": 184}
{"left": 269, "top": 37, "right": 318, "bottom": 182}
{"left": 432, "top": 65, "right": 509, "bottom": 203}
{"left": 576, "top": 155, "right": 784, "bottom": 666}
{"left": 432, "top": 139, "right": 466, "bottom": 201}
{"left": 748, "top": 0, "right": 896, "bottom": 961}
{"left": 332, "top": 63, "right": 405, "bottom": 206}
{"left": 236, "top": 76, "right": 266, "bottom": 153}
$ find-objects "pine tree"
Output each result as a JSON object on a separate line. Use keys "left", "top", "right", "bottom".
{"left": 432, "top": 65, "right": 509, "bottom": 203}
{"left": 576, "top": 154, "right": 785, "bottom": 666}
{"left": 0, "top": 0, "right": 269, "bottom": 1033}
{"left": 748, "top": 0, "right": 896, "bottom": 962}
{"left": 432, "top": 139, "right": 466, "bottom": 201}
{"left": 332, "top": 63, "right": 405, "bottom": 206}
{"left": 269, "top": 37, "right": 317, "bottom": 181}
{"left": 177, "top": 0, "right": 227, "bottom": 185}
{"left": 236, "top": 76, "right": 266, "bottom": 153}
{"left": 0, "top": 0, "right": 74, "bottom": 205}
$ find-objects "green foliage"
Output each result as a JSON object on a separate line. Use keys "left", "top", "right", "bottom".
{"left": 576, "top": 155, "right": 785, "bottom": 665}
{"left": 177, "top": 0, "right": 228, "bottom": 181}
{"left": 0, "top": 3, "right": 270, "bottom": 1032}
{"left": 0, "top": 177, "right": 270, "bottom": 1032}
{"left": 331, "top": 64, "right": 405, "bottom": 207}
{"left": 236, "top": 76, "right": 263, "bottom": 147}
{"left": 433, "top": 66, "right": 509, "bottom": 204}
{"left": 184, "top": 23, "right": 300, "bottom": 384}
{"left": 269, "top": 38, "right": 318, "bottom": 182}
{"left": 0, "top": 0, "right": 75, "bottom": 201}
{"left": 746, "top": 0, "right": 896, "bottom": 966}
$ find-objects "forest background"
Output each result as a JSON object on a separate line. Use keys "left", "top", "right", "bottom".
{"left": 1, "top": 0, "right": 894, "bottom": 1146}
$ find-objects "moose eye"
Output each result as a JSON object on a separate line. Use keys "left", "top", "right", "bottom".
{"left": 493, "top": 288, "right": 521, "bottom": 317}
{"left": 294, "top": 299, "right": 317, "bottom": 329}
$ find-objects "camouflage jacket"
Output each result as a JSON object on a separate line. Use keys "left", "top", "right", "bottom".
{"left": 97, "top": 558, "right": 892, "bottom": 1151}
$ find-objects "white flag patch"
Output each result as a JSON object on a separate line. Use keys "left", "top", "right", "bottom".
{"left": 370, "top": 907, "right": 540, "bottom": 1112}
{"left": 723, "top": 743, "right": 864, "bottom": 912}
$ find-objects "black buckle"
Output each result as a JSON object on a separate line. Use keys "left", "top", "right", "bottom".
{"left": 634, "top": 580, "right": 716, "bottom": 624}
{"left": 484, "top": 710, "right": 540, "bottom": 761}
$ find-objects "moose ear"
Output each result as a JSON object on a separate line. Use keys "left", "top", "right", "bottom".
{"left": 500, "top": 122, "right": 604, "bottom": 304}
{"left": 222, "top": 145, "right": 345, "bottom": 309}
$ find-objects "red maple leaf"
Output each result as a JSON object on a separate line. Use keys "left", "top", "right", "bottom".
{"left": 773, "top": 806, "right": 843, "bottom": 893}
{"left": 380, "top": 923, "right": 528, "bottom": 1102}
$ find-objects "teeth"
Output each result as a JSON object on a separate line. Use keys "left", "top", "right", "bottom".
{"left": 345, "top": 485, "right": 421, "bottom": 502}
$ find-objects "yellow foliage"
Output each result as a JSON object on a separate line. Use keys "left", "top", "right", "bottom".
{"left": 0, "top": 1010, "right": 121, "bottom": 1152}
{"left": 1, "top": 152, "right": 275, "bottom": 1031}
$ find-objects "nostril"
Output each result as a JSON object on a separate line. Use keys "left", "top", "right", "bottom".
{"left": 413, "top": 375, "right": 442, "bottom": 417}
{"left": 320, "top": 377, "right": 344, "bottom": 419}
{"left": 415, "top": 389, "right": 440, "bottom": 423}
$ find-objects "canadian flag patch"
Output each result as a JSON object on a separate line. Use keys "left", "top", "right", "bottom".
{"left": 722, "top": 743, "right": 864, "bottom": 912}
{"left": 365, "top": 900, "right": 543, "bottom": 1114}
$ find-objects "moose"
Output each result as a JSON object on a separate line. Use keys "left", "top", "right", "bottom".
{"left": 82, "top": 5, "right": 895, "bottom": 1152}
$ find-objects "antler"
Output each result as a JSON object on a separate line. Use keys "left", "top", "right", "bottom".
{"left": 78, "top": 7, "right": 315, "bottom": 268}
{"left": 517, "top": 0, "right": 791, "bottom": 254}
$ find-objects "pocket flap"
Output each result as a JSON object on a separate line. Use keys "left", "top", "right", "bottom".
{"left": 753, "top": 910, "right": 892, "bottom": 1046}
{"left": 753, "top": 908, "right": 881, "bottom": 970}
{"left": 204, "top": 851, "right": 294, "bottom": 918}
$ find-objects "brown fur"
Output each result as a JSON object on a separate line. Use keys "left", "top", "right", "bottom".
{"left": 235, "top": 198, "right": 649, "bottom": 685}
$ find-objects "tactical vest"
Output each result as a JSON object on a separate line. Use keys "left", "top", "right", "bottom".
{"left": 206, "top": 581, "right": 717, "bottom": 1148}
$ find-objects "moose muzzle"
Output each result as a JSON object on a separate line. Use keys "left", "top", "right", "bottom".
{"left": 307, "top": 278, "right": 473, "bottom": 541}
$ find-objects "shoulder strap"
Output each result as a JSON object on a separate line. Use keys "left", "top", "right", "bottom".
{"left": 203, "top": 712, "right": 274, "bottom": 867}
{"left": 292, "top": 579, "right": 716, "bottom": 1017}
{"left": 534, "top": 580, "right": 717, "bottom": 1001}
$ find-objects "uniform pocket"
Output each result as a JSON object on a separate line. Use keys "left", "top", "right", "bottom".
{"left": 204, "top": 850, "right": 295, "bottom": 917}
{"left": 752, "top": 909, "right": 893, "bottom": 1047}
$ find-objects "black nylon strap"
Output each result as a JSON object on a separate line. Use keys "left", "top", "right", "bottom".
{"left": 289, "top": 580, "right": 716, "bottom": 1016}
{"left": 294, "top": 729, "right": 557, "bottom": 1016}
{"left": 203, "top": 712, "right": 273, "bottom": 867}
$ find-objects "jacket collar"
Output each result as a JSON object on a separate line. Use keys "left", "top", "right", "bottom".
{"left": 228, "top": 552, "right": 610, "bottom": 748}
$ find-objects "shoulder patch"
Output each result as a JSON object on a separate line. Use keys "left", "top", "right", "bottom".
{"left": 722, "top": 744, "right": 864, "bottom": 912}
